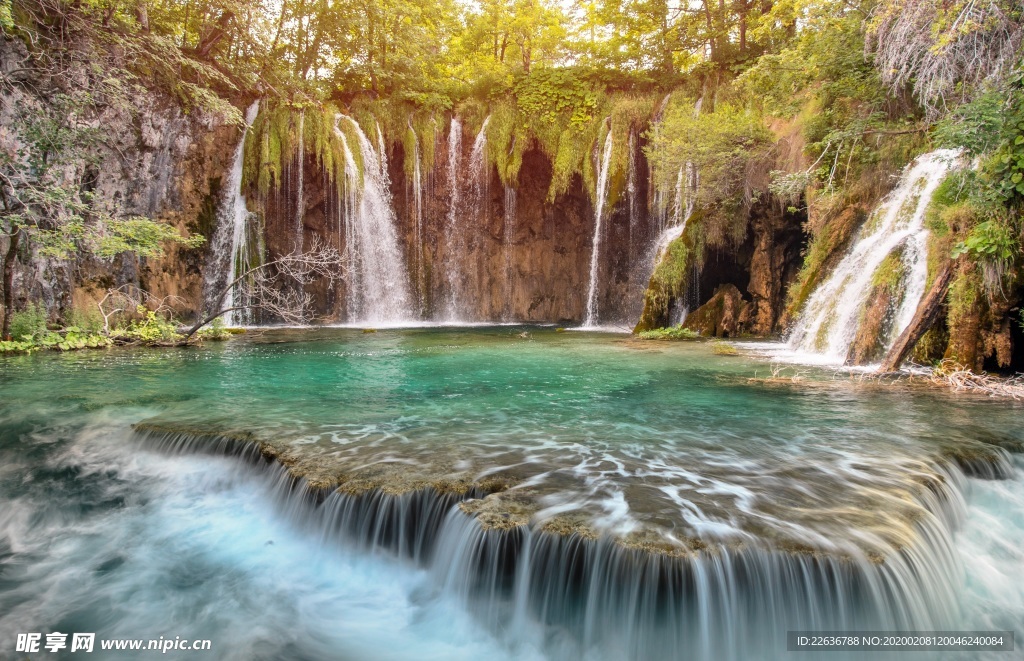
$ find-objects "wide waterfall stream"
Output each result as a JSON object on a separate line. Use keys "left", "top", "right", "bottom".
{"left": 785, "top": 149, "right": 963, "bottom": 364}
{"left": 1, "top": 329, "right": 1021, "bottom": 660}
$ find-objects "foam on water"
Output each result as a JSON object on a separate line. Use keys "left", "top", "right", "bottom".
{"left": 0, "top": 416, "right": 546, "bottom": 661}
{"left": 1, "top": 331, "right": 1021, "bottom": 660}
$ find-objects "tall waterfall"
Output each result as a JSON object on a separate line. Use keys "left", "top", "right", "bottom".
{"left": 334, "top": 115, "right": 414, "bottom": 324}
{"left": 204, "top": 101, "right": 260, "bottom": 326}
{"left": 787, "top": 149, "right": 962, "bottom": 363}
{"left": 409, "top": 122, "right": 425, "bottom": 315}
{"left": 503, "top": 185, "right": 516, "bottom": 320}
{"left": 582, "top": 126, "right": 614, "bottom": 327}
{"left": 469, "top": 117, "right": 491, "bottom": 210}
{"left": 294, "top": 110, "right": 305, "bottom": 251}
{"left": 627, "top": 130, "right": 639, "bottom": 250}
{"left": 443, "top": 118, "right": 464, "bottom": 319}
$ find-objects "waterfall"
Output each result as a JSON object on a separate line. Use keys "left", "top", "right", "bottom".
{"left": 294, "top": 110, "right": 305, "bottom": 252}
{"left": 627, "top": 130, "right": 638, "bottom": 252}
{"left": 136, "top": 425, "right": 984, "bottom": 661}
{"left": 634, "top": 98, "right": 703, "bottom": 329}
{"left": 787, "top": 149, "right": 962, "bottom": 363}
{"left": 503, "top": 185, "right": 516, "bottom": 320}
{"left": 409, "top": 122, "right": 425, "bottom": 315}
{"left": 334, "top": 115, "right": 414, "bottom": 324}
{"left": 376, "top": 122, "right": 389, "bottom": 180}
{"left": 443, "top": 117, "right": 464, "bottom": 320}
{"left": 203, "top": 101, "right": 260, "bottom": 327}
{"left": 470, "top": 116, "right": 491, "bottom": 197}
{"left": 582, "top": 126, "right": 614, "bottom": 328}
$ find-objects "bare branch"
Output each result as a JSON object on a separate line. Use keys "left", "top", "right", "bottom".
{"left": 186, "top": 236, "right": 346, "bottom": 339}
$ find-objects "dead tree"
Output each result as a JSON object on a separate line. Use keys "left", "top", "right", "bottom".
{"left": 184, "top": 238, "right": 345, "bottom": 340}
{"left": 96, "top": 284, "right": 183, "bottom": 334}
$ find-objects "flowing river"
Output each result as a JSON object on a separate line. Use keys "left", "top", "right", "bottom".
{"left": 1, "top": 329, "right": 1021, "bottom": 660}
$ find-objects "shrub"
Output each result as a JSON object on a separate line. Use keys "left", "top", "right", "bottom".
{"left": 112, "top": 306, "right": 182, "bottom": 344}
{"left": 9, "top": 303, "right": 48, "bottom": 341}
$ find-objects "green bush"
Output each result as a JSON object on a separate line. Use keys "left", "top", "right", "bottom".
{"left": 197, "top": 317, "right": 231, "bottom": 341}
{"left": 9, "top": 303, "right": 48, "bottom": 342}
{"left": 112, "top": 306, "right": 182, "bottom": 344}
{"left": 65, "top": 306, "right": 104, "bottom": 333}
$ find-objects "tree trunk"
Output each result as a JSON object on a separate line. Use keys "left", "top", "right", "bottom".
{"left": 196, "top": 11, "right": 235, "bottom": 59}
{"left": 2, "top": 230, "right": 20, "bottom": 340}
{"left": 878, "top": 260, "right": 955, "bottom": 373}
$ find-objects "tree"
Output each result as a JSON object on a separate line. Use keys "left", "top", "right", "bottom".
{"left": 184, "top": 238, "right": 345, "bottom": 339}
{"left": 869, "top": 0, "right": 1024, "bottom": 115}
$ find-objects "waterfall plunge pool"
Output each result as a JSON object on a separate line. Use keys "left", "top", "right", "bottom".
{"left": 1, "top": 327, "right": 1021, "bottom": 660}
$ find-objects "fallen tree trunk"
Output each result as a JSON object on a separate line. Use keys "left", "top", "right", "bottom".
{"left": 878, "top": 260, "right": 956, "bottom": 373}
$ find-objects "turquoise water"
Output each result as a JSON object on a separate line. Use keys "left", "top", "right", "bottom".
{"left": 0, "top": 328, "right": 1022, "bottom": 659}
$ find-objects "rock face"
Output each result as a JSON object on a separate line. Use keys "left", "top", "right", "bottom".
{"left": 1, "top": 41, "right": 800, "bottom": 334}
{"left": 944, "top": 261, "right": 1020, "bottom": 372}
{"left": 258, "top": 123, "right": 660, "bottom": 325}
{"left": 0, "top": 33, "right": 237, "bottom": 324}
{"left": 635, "top": 200, "right": 806, "bottom": 336}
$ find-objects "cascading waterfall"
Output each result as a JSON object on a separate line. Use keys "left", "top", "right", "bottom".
{"left": 648, "top": 162, "right": 698, "bottom": 283}
{"left": 408, "top": 121, "right": 426, "bottom": 315}
{"left": 638, "top": 98, "right": 703, "bottom": 327}
{"left": 443, "top": 118, "right": 464, "bottom": 320}
{"left": 294, "top": 110, "right": 305, "bottom": 252}
{"left": 470, "top": 116, "right": 491, "bottom": 197}
{"left": 134, "top": 426, "right": 995, "bottom": 661}
{"left": 649, "top": 93, "right": 678, "bottom": 233}
{"left": 787, "top": 149, "right": 962, "bottom": 363}
{"left": 333, "top": 115, "right": 414, "bottom": 324}
{"left": 582, "top": 125, "right": 614, "bottom": 328}
{"left": 503, "top": 185, "right": 516, "bottom": 320}
{"left": 627, "top": 130, "right": 639, "bottom": 251}
{"left": 203, "top": 101, "right": 261, "bottom": 326}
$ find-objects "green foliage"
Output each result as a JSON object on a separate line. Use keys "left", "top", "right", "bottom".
{"left": 9, "top": 303, "right": 48, "bottom": 342}
{"left": 647, "top": 98, "right": 771, "bottom": 246}
{"left": 0, "top": 0, "right": 12, "bottom": 30}
{"left": 947, "top": 266, "right": 981, "bottom": 327}
{"left": 951, "top": 220, "right": 1017, "bottom": 263}
{"left": 637, "top": 324, "right": 699, "bottom": 340}
{"left": 111, "top": 306, "right": 182, "bottom": 344}
{"left": 65, "top": 306, "right": 104, "bottom": 334}
{"left": 0, "top": 339, "right": 35, "bottom": 353}
{"left": 711, "top": 341, "right": 738, "bottom": 355}
{"left": 96, "top": 217, "right": 205, "bottom": 258}
{"left": 983, "top": 97, "right": 1024, "bottom": 205}
{"left": 870, "top": 251, "right": 906, "bottom": 293}
{"left": 0, "top": 318, "right": 111, "bottom": 353}
{"left": 197, "top": 317, "right": 231, "bottom": 341}
{"left": 650, "top": 233, "right": 693, "bottom": 298}
{"left": 513, "top": 69, "right": 598, "bottom": 130}
{"left": 934, "top": 91, "right": 1008, "bottom": 158}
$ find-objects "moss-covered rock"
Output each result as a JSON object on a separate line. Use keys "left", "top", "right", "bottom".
{"left": 684, "top": 283, "right": 746, "bottom": 338}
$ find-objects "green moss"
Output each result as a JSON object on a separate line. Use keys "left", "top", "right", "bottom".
{"left": 870, "top": 251, "right": 906, "bottom": 293}
{"left": 947, "top": 265, "right": 981, "bottom": 328}
{"left": 637, "top": 324, "right": 699, "bottom": 340}
{"left": 634, "top": 213, "right": 705, "bottom": 332}
{"left": 711, "top": 341, "right": 739, "bottom": 355}
{"left": 910, "top": 327, "right": 948, "bottom": 365}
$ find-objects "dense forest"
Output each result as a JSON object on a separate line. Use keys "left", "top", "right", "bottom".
{"left": 1, "top": 0, "right": 1023, "bottom": 371}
